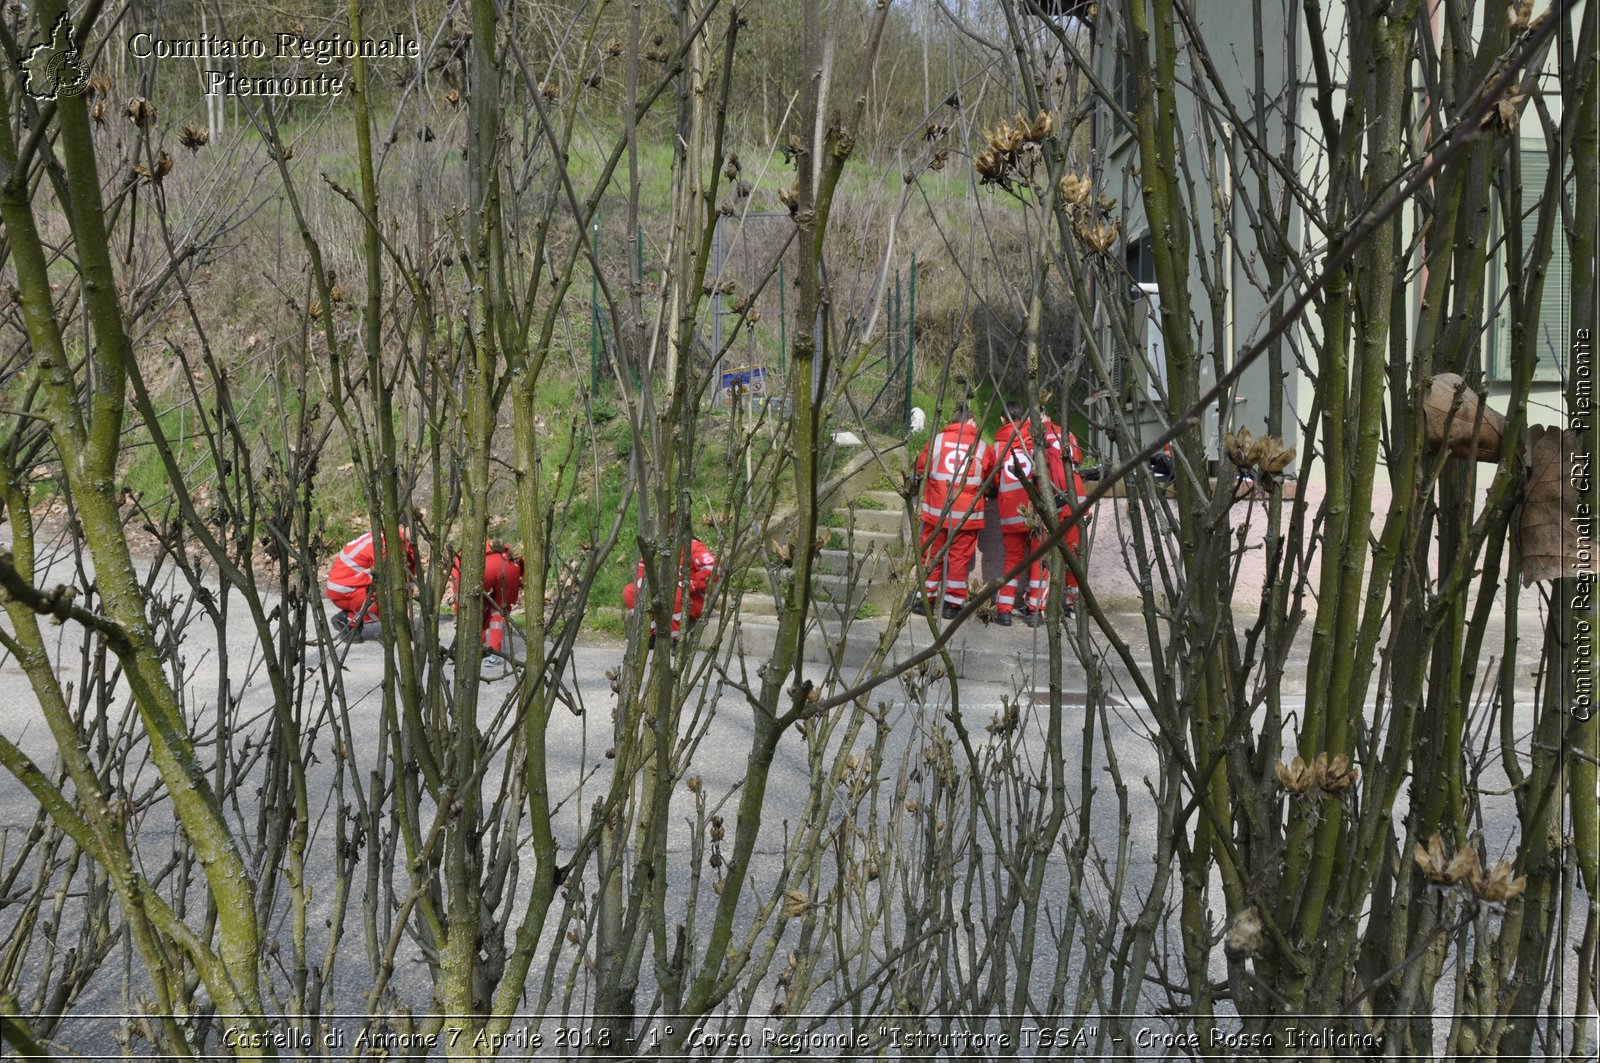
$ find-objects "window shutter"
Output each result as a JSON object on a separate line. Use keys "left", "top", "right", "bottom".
{"left": 1524, "top": 146, "right": 1572, "bottom": 378}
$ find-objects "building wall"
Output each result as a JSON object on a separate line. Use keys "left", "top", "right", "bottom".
{"left": 1098, "top": 0, "right": 1575, "bottom": 486}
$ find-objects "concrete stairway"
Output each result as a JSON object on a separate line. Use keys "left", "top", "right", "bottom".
{"left": 738, "top": 489, "right": 911, "bottom": 624}
{"left": 727, "top": 486, "right": 1325, "bottom": 692}
{"left": 729, "top": 486, "right": 1164, "bottom": 688}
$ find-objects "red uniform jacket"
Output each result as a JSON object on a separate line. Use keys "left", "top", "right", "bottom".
{"left": 916, "top": 420, "right": 994, "bottom": 530}
{"left": 451, "top": 543, "right": 525, "bottom": 610}
{"left": 994, "top": 421, "right": 1071, "bottom": 529}
{"left": 623, "top": 539, "right": 717, "bottom": 632}
{"left": 1039, "top": 418, "right": 1089, "bottom": 517}
{"left": 325, "top": 528, "right": 416, "bottom": 600}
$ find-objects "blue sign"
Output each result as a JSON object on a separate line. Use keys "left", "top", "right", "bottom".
{"left": 720, "top": 366, "right": 767, "bottom": 394}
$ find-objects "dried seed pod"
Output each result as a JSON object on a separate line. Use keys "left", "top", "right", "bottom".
{"left": 1073, "top": 217, "right": 1119, "bottom": 253}
{"left": 1470, "top": 860, "right": 1528, "bottom": 902}
{"left": 1414, "top": 833, "right": 1482, "bottom": 885}
{"left": 1318, "top": 753, "right": 1358, "bottom": 792}
{"left": 1414, "top": 833, "right": 1451, "bottom": 881}
{"left": 781, "top": 133, "right": 806, "bottom": 165}
{"left": 1274, "top": 755, "right": 1312, "bottom": 794}
{"left": 1480, "top": 81, "right": 1525, "bottom": 134}
{"left": 1442, "top": 845, "right": 1481, "bottom": 886}
{"left": 126, "top": 97, "right": 157, "bottom": 128}
{"left": 1058, "top": 172, "right": 1091, "bottom": 207}
{"left": 178, "top": 123, "right": 209, "bottom": 152}
{"left": 778, "top": 179, "right": 800, "bottom": 215}
{"left": 1260, "top": 442, "right": 1297, "bottom": 475}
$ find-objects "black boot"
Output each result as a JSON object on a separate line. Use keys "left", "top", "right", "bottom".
{"left": 995, "top": 611, "right": 1013, "bottom": 627}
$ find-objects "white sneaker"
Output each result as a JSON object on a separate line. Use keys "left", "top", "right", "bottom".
{"left": 480, "top": 654, "right": 510, "bottom": 682}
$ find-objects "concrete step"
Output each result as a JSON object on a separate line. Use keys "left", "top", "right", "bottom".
{"left": 814, "top": 548, "right": 895, "bottom": 579}
{"left": 739, "top": 593, "right": 781, "bottom": 617}
{"left": 739, "top": 587, "right": 865, "bottom": 622}
{"left": 744, "top": 559, "right": 900, "bottom": 620}
{"left": 723, "top": 611, "right": 1315, "bottom": 691}
{"left": 826, "top": 527, "right": 905, "bottom": 555}
{"left": 740, "top": 571, "right": 873, "bottom": 617}
{"left": 855, "top": 489, "right": 908, "bottom": 509}
{"left": 837, "top": 506, "right": 907, "bottom": 535}
{"left": 813, "top": 572, "right": 868, "bottom": 606}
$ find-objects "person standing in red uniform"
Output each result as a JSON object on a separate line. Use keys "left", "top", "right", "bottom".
{"left": 622, "top": 535, "right": 718, "bottom": 638}
{"left": 451, "top": 541, "right": 525, "bottom": 658}
{"left": 912, "top": 407, "right": 994, "bottom": 618}
{"left": 325, "top": 526, "right": 417, "bottom": 639}
{"left": 1036, "top": 410, "right": 1088, "bottom": 615}
{"left": 993, "top": 407, "right": 1055, "bottom": 626}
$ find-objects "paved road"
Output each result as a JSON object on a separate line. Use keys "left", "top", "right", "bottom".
{"left": 0, "top": 541, "right": 1588, "bottom": 1059}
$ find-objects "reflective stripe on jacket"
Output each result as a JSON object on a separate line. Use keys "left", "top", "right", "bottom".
{"left": 916, "top": 421, "right": 991, "bottom": 529}
{"left": 621, "top": 539, "right": 718, "bottom": 632}
{"left": 994, "top": 423, "right": 1039, "bottom": 528}
{"left": 325, "top": 530, "right": 414, "bottom": 598}
{"left": 326, "top": 532, "right": 377, "bottom": 596}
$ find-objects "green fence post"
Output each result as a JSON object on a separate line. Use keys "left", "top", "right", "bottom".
{"left": 905, "top": 252, "right": 917, "bottom": 427}
{"left": 590, "top": 217, "right": 601, "bottom": 393}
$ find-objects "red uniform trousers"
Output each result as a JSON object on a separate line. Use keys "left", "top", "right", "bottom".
{"left": 996, "top": 523, "right": 1082, "bottom": 615}
{"left": 452, "top": 549, "right": 524, "bottom": 654}
{"left": 1061, "top": 517, "right": 1081, "bottom": 608}
{"left": 919, "top": 519, "right": 979, "bottom": 608}
{"left": 996, "top": 530, "right": 1046, "bottom": 615}
{"left": 327, "top": 586, "right": 380, "bottom": 624}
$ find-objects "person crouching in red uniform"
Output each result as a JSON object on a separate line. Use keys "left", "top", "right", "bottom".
{"left": 913, "top": 407, "right": 995, "bottom": 619}
{"left": 325, "top": 526, "right": 417, "bottom": 640}
{"left": 451, "top": 542, "right": 525, "bottom": 657}
{"left": 622, "top": 535, "right": 717, "bottom": 641}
